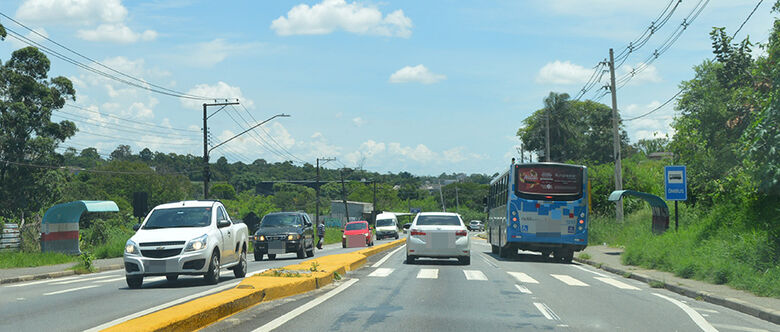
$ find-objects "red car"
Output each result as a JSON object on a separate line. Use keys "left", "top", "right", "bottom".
{"left": 342, "top": 221, "right": 374, "bottom": 248}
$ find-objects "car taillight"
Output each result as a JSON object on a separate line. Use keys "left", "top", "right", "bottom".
{"left": 455, "top": 230, "right": 467, "bottom": 237}
{"left": 410, "top": 229, "right": 426, "bottom": 236}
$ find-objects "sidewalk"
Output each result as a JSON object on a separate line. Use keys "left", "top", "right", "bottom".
{"left": 0, "top": 257, "right": 125, "bottom": 285}
{"left": 577, "top": 245, "right": 780, "bottom": 324}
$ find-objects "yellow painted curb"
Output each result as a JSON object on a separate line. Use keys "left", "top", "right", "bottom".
{"left": 104, "top": 238, "right": 405, "bottom": 332}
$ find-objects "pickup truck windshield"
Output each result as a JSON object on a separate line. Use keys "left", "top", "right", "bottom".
{"left": 376, "top": 219, "right": 394, "bottom": 227}
{"left": 143, "top": 207, "right": 211, "bottom": 229}
{"left": 260, "top": 214, "right": 301, "bottom": 227}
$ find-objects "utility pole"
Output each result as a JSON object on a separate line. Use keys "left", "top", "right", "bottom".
{"left": 315, "top": 157, "right": 336, "bottom": 227}
{"left": 438, "top": 179, "right": 446, "bottom": 212}
{"left": 372, "top": 180, "right": 377, "bottom": 224}
{"left": 340, "top": 169, "right": 350, "bottom": 223}
{"left": 608, "top": 48, "right": 624, "bottom": 222}
{"left": 202, "top": 101, "right": 239, "bottom": 199}
{"left": 455, "top": 186, "right": 460, "bottom": 214}
{"left": 545, "top": 109, "right": 551, "bottom": 162}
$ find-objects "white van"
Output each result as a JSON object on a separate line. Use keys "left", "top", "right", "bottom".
{"left": 374, "top": 212, "right": 399, "bottom": 240}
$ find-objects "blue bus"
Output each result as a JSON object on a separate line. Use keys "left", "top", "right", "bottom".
{"left": 487, "top": 161, "right": 589, "bottom": 262}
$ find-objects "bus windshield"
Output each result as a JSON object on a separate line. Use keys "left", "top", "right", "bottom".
{"left": 515, "top": 165, "right": 582, "bottom": 198}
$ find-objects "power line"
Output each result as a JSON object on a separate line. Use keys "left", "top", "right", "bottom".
{"left": 65, "top": 104, "right": 200, "bottom": 133}
{"left": 237, "top": 104, "right": 307, "bottom": 163}
{"left": 733, "top": 0, "right": 764, "bottom": 38}
{"left": 73, "top": 130, "right": 199, "bottom": 147}
{"left": 0, "top": 159, "right": 200, "bottom": 175}
{"left": 623, "top": 90, "right": 683, "bottom": 121}
{"left": 52, "top": 110, "right": 199, "bottom": 139}
{"left": 220, "top": 106, "right": 296, "bottom": 162}
{"left": 0, "top": 12, "right": 213, "bottom": 100}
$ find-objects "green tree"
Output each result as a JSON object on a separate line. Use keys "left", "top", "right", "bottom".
{"left": 0, "top": 46, "right": 77, "bottom": 215}
{"left": 211, "top": 183, "right": 236, "bottom": 200}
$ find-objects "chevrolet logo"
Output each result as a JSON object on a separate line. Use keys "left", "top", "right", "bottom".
{"left": 156, "top": 246, "right": 166, "bottom": 250}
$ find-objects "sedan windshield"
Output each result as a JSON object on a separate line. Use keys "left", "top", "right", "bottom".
{"left": 416, "top": 215, "right": 462, "bottom": 226}
{"left": 260, "top": 214, "right": 301, "bottom": 227}
{"left": 376, "top": 219, "right": 394, "bottom": 227}
{"left": 345, "top": 223, "right": 367, "bottom": 231}
{"left": 143, "top": 207, "right": 211, "bottom": 229}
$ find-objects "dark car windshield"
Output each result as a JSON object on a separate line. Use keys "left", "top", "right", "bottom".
{"left": 345, "top": 222, "right": 367, "bottom": 231}
{"left": 143, "top": 207, "right": 211, "bottom": 229}
{"left": 260, "top": 214, "right": 302, "bottom": 227}
{"left": 416, "top": 215, "right": 462, "bottom": 226}
{"left": 376, "top": 219, "right": 394, "bottom": 227}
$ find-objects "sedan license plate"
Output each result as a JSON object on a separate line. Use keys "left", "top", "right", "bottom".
{"left": 144, "top": 260, "right": 166, "bottom": 273}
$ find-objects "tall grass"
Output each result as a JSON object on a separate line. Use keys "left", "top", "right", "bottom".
{"left": 591, "top": 201, "right": 780, "bottom": 298}
{"left": 0, "top": 252, "right": 77, "bottom": 268}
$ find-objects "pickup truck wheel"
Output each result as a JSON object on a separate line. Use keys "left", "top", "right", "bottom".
{"left": 395, "top": 233, "right": 399, "bottom": 239}
{"left": 254, "top": 251, "right": 263, "bottom": 261}
{"left": 166, "top": 274, "right": 178, "bottom": 282}
{"left": 233, "top": 250, "right": 247, "bottom": 278}
{"left": 126, "top": 275, "right": 143, "bottom": 289}
{"left": 305, "top": 243, "right": 314, "bottom": 257}
{"left": 296, "top": 243, "right": 306, "bottom": 259}
{"left": 204, "top": 252, "right": 220, "bottom": 285}
{"left": 268, "top": 254, "right": 276, "bottom": 260}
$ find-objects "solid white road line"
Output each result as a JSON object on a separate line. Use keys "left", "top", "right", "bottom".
{"left": 711, "top": 323, "right": 768, "bottom": 332}
{"left": 52, "top": 275, "right": 115, "bottom": 285}
{"left": 372, "top": 245, "right": 405, "bottom": 268}
{"left": 416, "top": 269, "right": 438, "bottom": 279}
{"left": 463, "top": 270, "right": 488, "bottom": 281}
{"left": 573, "top": 264, "right": 610, "bottom": 278}
{"left": 94, "top": 277, "right": 128, "bottom": 283}
{"left": 515, "top": 284, "right": 532, "bottom": 294}
{"left": 693, "top": 308, "right": 719, "bottom": 314}
{"left": 5, "top": 275, "right": 83, "bottom": 288}
{"left": 252, "top": 278, "right": 360, "bottom": 332}
{"left": 551, "top": 274, "right": 589, "bottom": 286}
{"left": 595, "top": 277, "right": 640, "bottom": 290}
{"left": 368, "top": 268, "right": 395, "bottom": 277}
{"left": 43, "top": 285, "right": 99, "bottom": 296}
{"left": 533, "top": 302, "right": 560, "bottom": 320}
{"left": 507, "top": 272, "right": 539, "bottom": 284}
{"left": 84, "top": 268, "right": 268, "bottom": 332}
{"left": 652, "top": 293, "right": 718, "bottom": 332}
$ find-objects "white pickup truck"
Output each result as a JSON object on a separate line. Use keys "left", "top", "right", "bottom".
{"left": 123, "top": 200, "right": 249, "bottom": 288}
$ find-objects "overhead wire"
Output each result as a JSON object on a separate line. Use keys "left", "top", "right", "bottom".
{"left": 0, "top": 12, "right": 213, "bottom": 100}
{"left": 51, "top": 110, "right": 199, "bottom": 139}
{"left": 220, "top": 107, "right": 293, "bottom": 162}
{"left": 0, "top": 159, "right": 200, "bottom": 175}
{"left": 237, "top": 104, "right": 307, "bottom": 163}
{"left": 65, "top": 104, "right": 200, "bottom": 133}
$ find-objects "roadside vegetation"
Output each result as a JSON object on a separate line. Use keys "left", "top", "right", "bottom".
{"left": 0, "top": 251, "right": 76, "bottom": 269}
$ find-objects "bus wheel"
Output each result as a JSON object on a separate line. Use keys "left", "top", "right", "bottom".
{"left": 554, "top": 249, "right": 573, "bottom": 263}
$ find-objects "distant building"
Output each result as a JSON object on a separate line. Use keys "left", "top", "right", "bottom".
{"left": 329, "top": 200, "right": 373, "bottom": 226}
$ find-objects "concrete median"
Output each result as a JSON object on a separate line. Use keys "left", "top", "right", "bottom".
{"left": 103, "top": 238, "right": 405, "bottom": 332}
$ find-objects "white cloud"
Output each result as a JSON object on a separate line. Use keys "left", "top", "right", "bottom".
{"left": 181, "top": 82, "right": 253, "bottom": 110}
{"left": 178, "top": 39, "right": 264, "bottom": 67}
{"left": 536, "top": 60, "right": 593, "bottom": 85}
{"left": 345, "top": 139, "right": 386, "bottom": 164}
{"left": 389, "top": 65, "right": 446, "bottom": 84}
{"left": 16, "top": 0, "right": 127, "bottom": 25}
{"left": 622, "top": 101, "right": 676, "bottom": 142}
{"left": 387, "top": 142, "right": 436, "bottom": 163}
{"left": 9, "top": 27, "right": 49, "bottom": 50}
{"left": 77, "top": 24, "right": 157, "bottom": 43}
{"left": 129, "top": 101, "right": 154, "bottom": 119}
{"left": 271, "top": 0, "right": 412, "bottom": 37}
{"left": 352, "top": 117, "right": 366, "bottom": 127}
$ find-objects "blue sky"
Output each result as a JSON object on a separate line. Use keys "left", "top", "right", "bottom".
{"left": 0, "top": 0, "right": 774, "bottom": 176}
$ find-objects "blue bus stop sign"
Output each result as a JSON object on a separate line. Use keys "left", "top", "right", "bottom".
{"left": 664, "top": 166, "right": 687, "bottom": 201}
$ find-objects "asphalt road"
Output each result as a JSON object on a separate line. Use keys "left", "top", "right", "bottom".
{"left": 0, "top": 238, "right": 398, "bottom": 332}
{"left": 204, "top": 236, "right": 779, "bottom": 332}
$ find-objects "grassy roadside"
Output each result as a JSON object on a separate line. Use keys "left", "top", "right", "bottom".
{"left": 590, "top": 204, "right": 780, "bottom": 298}
{"left": 0, "top": 252, "right": 77, "bottom": 269}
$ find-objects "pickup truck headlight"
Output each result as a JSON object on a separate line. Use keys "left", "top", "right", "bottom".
{"left": 256, "top": 235, "right": 266, "bottom": 242}
{"left": 287, "top": 234, "right": 300, "bottom": 241}
{"left": 125, "top": 240, "right": 139, "bottom": 255}
{"left": 184, "top": 234, "right": 208, "bottom": 252}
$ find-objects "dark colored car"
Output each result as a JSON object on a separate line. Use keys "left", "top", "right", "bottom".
{"left": 252, "top": 212, "right": 315, "bottom": 261}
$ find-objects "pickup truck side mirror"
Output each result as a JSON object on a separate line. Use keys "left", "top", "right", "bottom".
{"left": 133, "top": 224, "right": 140, "bottom": 231}
{"left": 218, "top": 219, "right": 231, "bottom": 228}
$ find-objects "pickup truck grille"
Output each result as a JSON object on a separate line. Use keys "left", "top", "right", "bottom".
{"left": 141, "top": 248, "right": 182, "bottom": 258}
{"left": 266, "top": 235, "right": 287, "bottom": 241}
{"left": 139, "top": 241, "right": 185, "bottom": 247}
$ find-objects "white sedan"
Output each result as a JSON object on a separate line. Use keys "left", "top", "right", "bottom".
{"left": 406, "top": 212, "right": 470, "bottom": 265}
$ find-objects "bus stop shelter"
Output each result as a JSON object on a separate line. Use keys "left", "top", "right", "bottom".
{"left": 42, "top": 200, "right": 119, "bottom": 254}
{"left": 608, "top": 190, "right": 669, "bottom": 234}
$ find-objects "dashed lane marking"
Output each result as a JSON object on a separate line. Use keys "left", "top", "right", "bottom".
{"left": 371, "top": 245, "right": 405, "bottom": 268}
{"left": 515, "top": 284, "right": 532, "bottom": 294}
{"left": 368, "top": 268, "right": 395, "bottom": 277}
{"left": 463, "top": 270, "right": 488, "bottom": 281}
{"left": 533, "top": 302, "right": 560, "bottom": 320}
{"left": 52, "top": 275, "right": 115, "bottom": 285}
{"left": 551, "top": 274, "right": 589, "bottom": 286}
{"left": 507, "top": 272, "right": 539, "bottom": 284}
{"left": 94, "top": 277, "right": 128, "bottom": 283}
{"left": 595, "top": 277, "right": 640, "bottom": 290}
{"left": 416, "top": 269, "right": 438, "bottom": 279}
{"left": 43, "top": 285, "right": 100, "bottom": 296}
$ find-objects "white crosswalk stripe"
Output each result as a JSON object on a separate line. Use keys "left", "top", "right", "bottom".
{"left": 368, "top": 268, "right": 395, "bottom": 277}
{"left": 551, "top": 274, "right": 589, "bottom": 286}
{"left": 416, "top": 269, "right": 438, "bottom": 279}
{"left": 463, "top": 270, "right": 488, "bottom": 281}
{"left": 595, "top": 277, "right": 640, "bottom": 290}
{"left": 507, "top": 272, "right": 539, "bottom": 284}
{"left": 515, "top": 284, "right": 532, "bottom": 294}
